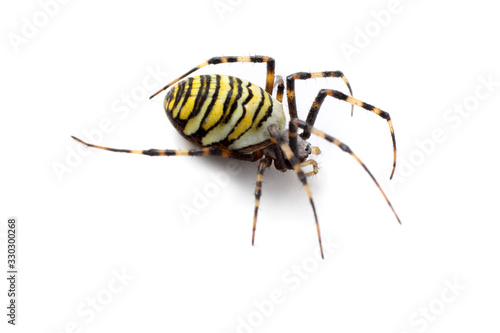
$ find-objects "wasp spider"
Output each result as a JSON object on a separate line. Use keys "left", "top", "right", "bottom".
{"left": 72, "top": 55, "right": 400, "bottom": 258}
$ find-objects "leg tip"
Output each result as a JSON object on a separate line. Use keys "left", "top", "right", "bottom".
{"left": 389, "top": 167, "right": 396, "bottom": 180}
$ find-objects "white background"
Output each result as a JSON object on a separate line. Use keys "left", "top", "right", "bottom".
{"left": 1, "top": 0, "right": 499, "bottom": 332}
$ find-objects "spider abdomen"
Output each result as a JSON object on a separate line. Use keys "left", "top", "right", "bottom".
{"left": 164, "top": 74, "right": 285, "bottom": 151}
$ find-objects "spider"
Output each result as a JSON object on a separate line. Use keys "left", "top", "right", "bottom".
{"left": 72, "top": 55, "right": 400, "bottom": 259}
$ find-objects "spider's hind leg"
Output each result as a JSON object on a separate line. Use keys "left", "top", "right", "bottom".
{"left": 252, "top": 157, "right": 272, "bottom": 246}
{"left": 71, "top": 136, "right": 262, "bottom": 161}
{"left": 150, "top": 55, "right": 276, "bottom": 98}
{"left": 267, "top": 124, "right": 325, "bottom": 259}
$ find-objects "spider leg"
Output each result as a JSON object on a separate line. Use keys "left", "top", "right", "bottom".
{"left": 286, "top": 118, "right": 319, "bottom": 177}
{"left": 71, "top": 136, "right": 262, "bottom": 161}
{"left": 301, "top": 89, "right": 397, "bottom": 179}
{"left": 252, "top": 157, "right": 272, "bottom": 246}
{"left": 291, "top": 119, "right": 401, "bottom": 224}
{"left": 267, "top": 124, "right": 325, "bottom": 259}
{"left": 286, "top": 71, "right": 354, "bottom": 119}
{"left": 274, "top": 75, "right": 285, "bottom": 103}
{"left": 150, "top": 55, "right": 276, "bottom": 99}
{"left": 300, "top": 159, "right": 319, "bottom": 177}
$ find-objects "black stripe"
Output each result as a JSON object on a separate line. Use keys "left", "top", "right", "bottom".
{"left": 208, "top": 57, "right": 222, "bottom": 65}
{"left": 228, "top": 81, "right": 253, "bottom": 143}
{"left": 170, "top": 81, "right": 186, "bottom": 116}
{"left": 251, "top": 86, "right": 267, "bottom": 125}
{"left": 192, "top": 74, "right": 212, "bottom": 119}
{"left": 202, "top": 76, "right": 237, "bottom": 139}
{"left": 361, "top": 102, "right": 375, "bottom": 111}
{"left": 330, "top": 90, "right": 348, "bottom": 101}
{"left": 379, "top": 110, "right": 390, "bottom": 120}
{"left": 295, "top": 72, "right": 311, "bottom": 80}
{"left": 256, "top": 89, "right": 274, "bottom": 129}
{"left": 223, "top": 77, "right": 243, "bottom": 124}
{"left": 221, "top": 76, "right": 235, "bottom": 123}
{"left": 188, "top": 148, "right": 215, "bottom": 156}
{"left": 184, "top": 66, "right": 199, "bottom": 77}
{"left": 164, "top": 87, "right": 175, "bottom": 112}
{"left": 338, "top": 142, "right": 352, "bottom": 153}
{"left": 326, "top": 71, "right": 342, "bottom": 77}
{"left": 189, "top": 75, "right": 207, "bottom": 119}
{"left": 177, "top": 77, "right": 194, "bottom": 117}
{"left": 199, "top": 74, "right": 221, "bottom": 131}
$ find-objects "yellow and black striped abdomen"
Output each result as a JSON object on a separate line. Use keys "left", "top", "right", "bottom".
{"left": 164, "top": 74, "right": 285, "bottom": 151}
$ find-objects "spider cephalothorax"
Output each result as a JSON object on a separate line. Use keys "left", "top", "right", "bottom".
{"left": 261, "top": 130, "right": 320, "bottom": 172}
{"left": 72, "top": 55, "right": 400, "bottom": 258}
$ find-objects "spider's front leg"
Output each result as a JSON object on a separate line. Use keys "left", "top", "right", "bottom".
{"left": 285, "top": 71, "right": 397, "bottom": 179}
{"left": 302, "top": 89, "right": 398, "bottom": 179}
{"left": 290, "top": 118, "right": 401, "bottom": 224}
{"left": 286, "top": 71, "right": 354, "bottom": 119}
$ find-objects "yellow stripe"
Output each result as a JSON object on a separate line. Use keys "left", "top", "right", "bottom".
{"left": 166, "top": 84, "right": 178, "bottom": 112}
{"left": 166, "top": 84, "right": 180, "bottom": 117}
{"left": 345, "top": 96, "right": 363, "bottom": 107}
{"left": 184, "top": 75, "right": 217, "bottom": 135}
{"left": 171, "top": 82, "right": 188, "bottom": 118}
{"left": 227, "top": 83, "right": 261, "bottom": 141}
{"left": 201, "top": 77, "right": 243, "bottom": 145}
{"left": 201, "top": 76, "right": 231, "bottom": 130}
{"left": 372, "top": 107, "right": 382, "bottom": 115}
{"left": 341, "top": 75, "right": 349, "bottom": 87}
{"left": 236, "top": 56, "right": 252, "bottom": 62}
{"left": 179, "top": 79, "right": 203, "bottom": 120}
{"left": 248, "top": 88, "right": 273, "bottom": 130}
